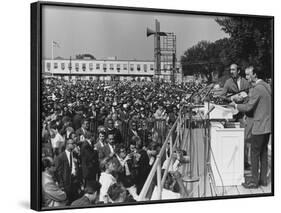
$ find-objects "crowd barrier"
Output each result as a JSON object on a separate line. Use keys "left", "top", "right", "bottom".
{"left": 88, "top": 117, "right": 169, "bottom": 147}
{"left": 138, "top": 109, "right": 185, "bottom": 200}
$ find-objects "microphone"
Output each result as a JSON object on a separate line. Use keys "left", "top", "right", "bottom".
{"left": 205, "top": 105, "right": 216, "bottom": 118}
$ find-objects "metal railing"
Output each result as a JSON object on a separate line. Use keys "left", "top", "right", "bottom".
{"left": 138, "top": 110, "right": 185, "bottom": 200}
{"left": 89, "top": 118, "right": 169, "bottom": 147}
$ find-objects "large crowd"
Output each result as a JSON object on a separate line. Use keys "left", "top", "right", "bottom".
{"left": 41, "top": 79, "right": 204, "bottom": 207}
{"left": 41, "top": 62, "right": 272, "bottom": 207}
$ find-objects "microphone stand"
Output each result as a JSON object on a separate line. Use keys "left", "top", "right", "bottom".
{"left": 202, "top": 93, "right": 218, "bottom": 197}
{"left": 181, "top": 89, "right": 202, "bottom": 197}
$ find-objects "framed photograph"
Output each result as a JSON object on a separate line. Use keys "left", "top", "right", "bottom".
{"left": 31, "top": 1, "right": 274, "bottom": 211}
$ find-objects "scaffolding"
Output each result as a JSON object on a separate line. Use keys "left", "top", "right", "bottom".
{"left": 147, "top": 19, "right": 177, "bottom": 83}
{"left": 160, "top": 32, "right": 176, "bottom": 83}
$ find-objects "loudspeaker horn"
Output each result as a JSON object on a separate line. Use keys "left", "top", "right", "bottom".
{"left": 146, "top": 28, "right": 155, "bottom": 37}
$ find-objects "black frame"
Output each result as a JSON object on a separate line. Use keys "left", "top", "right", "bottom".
{"left": 31, "top": 1, "right": 274, "bottom": 211}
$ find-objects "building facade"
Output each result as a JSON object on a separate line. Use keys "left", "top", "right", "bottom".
{"left": 42, "top": 58, "right": 183, "bottom": 83}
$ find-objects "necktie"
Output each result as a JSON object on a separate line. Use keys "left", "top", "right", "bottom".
{"left": 69, "top": 152, "right": 73, "bottom": 171}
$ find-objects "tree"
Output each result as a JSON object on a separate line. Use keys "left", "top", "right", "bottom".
{"left": 216, "top": 17, "right": 273, "bottom": 79}
{"left": 181, "top": 38, "right": 233, "bottom": 82}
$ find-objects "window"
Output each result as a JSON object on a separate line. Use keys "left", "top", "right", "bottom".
{"left": 163, "top": 64, "right": 167, "bottom": 72}
{"left": 110, "top": 64, "right": 114, "bottom": 70}
{"left": 137, "top": 64, "right": 141, "bottom": 71}
{"left": 75, "top": 63, "right": 79, "bottom": 71}
{"left": 130, "top": 64, "right": 134, "bottom": 71}
{"left": 54, "top": 62, "right": 58, "bottom": 69}
{"left": 68, "top": 62, "right": 72, "bottom": 70}
{"left": 117, "top": 64, "right": 120, "bottom": 72}
{"left": 123, "top": 64, "right": 127, "bottom": 70}
{"left": 103, "top": 64, "right": 107, "bottom": 70}
{"left": 144, "top": 64, "right": 147, "bottom": 72}
{"left": 82, "top": 63, "right": 86, "bottom": 71}
{"left": 46, "top": 62, "right": 51, "bottom": 71}
{"left": 96, "top": 63, "right": 100, "bottom": 70}
{"left": 89, "top": 63, "right": 93, "bottom": 71}
{"left": 61, "top": 63, "right": 65, "bottom": 70}
{"left": 150, "top": 64, "right": 154, "bottom": 71}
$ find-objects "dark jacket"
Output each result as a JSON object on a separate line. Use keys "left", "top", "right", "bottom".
{"left": 222, "top": 77, "right": 251, "bottom": 96}
{"left": 55, "top": 152, "right": 72, "bottom": 190}
{"left": 81, "top": 141, "right": 100, "bottom": 181}
{"left": 237, "top": 80, "right": 271, "bottom": 135}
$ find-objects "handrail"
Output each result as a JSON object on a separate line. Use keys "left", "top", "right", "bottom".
{"left": 138, "top": 110, "right": 184, "bottom": 201}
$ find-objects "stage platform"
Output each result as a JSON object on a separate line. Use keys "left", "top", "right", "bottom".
{"left": 179, "top": 128, "right": 272, "bottom": 198}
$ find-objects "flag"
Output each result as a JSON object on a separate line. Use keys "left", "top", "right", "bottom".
{"left": 52, "top": 41, "right": 60, "bottom": 48}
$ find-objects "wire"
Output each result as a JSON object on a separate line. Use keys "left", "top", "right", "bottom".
{"left": 197, "top": 109, "right": 225, "bottom": 196}
{"left": 210, "top": 145, "right": 225, "bottom": 196}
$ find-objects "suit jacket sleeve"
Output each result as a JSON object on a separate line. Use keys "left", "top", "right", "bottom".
{"left": 221, "top": 79, "right": 231, "bottom": 96}
{"left": 44, "top": 182, "right": 67, "bottom": 202}
{"left": 54, "top": 156, "right": 64, "bottom": 187}
{"left": 237, "top": 87, "right": 259, "bottom": 113}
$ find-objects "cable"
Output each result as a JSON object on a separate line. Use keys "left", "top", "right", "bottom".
{"left": 197, "top": 109, "right": 225, "bottom": 196}
{"left": 210, "top": 145, "right": 225, "bottom": 196}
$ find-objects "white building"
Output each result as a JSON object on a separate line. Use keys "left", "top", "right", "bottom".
{"left": 42, "top": 58, "right": 183, "bottom": 83}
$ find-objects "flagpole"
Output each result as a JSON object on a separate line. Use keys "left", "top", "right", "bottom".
{"left": 51, "top": 40, "right": 54, "bottom": 77}
{"left": 51, "top": 40, "right": 54, "bottom": 60}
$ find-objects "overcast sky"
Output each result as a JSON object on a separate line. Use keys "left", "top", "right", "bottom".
{"left": 42, "top": 5, "right": 228, "bottom": 61}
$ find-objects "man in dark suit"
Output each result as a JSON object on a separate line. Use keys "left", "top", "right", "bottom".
{"left": 55, "top": 138, "right": 78, "bottom": 204}
{"left": 76, "top": 119, "right": 92, "bottom": 146}
{"left": 76, "top": 119, "right": 90, "bottom": 138}
{"left": 106, "top": 118, "right": 123, "bottom": 145}
{"left": 81, "top": 133, "right": 100, "bottom": 187}
{"left": 138, "top": 120, "right": 150, "bottom": 148}
{"left": 222, "top": 63, "right": 251, "bottom": 98}
{"left": 222, "top": 63, "right": 252, "bottom": 169}
{"left": 134, "top": 137, "right": 150, "bottom": 194}
{"left": 72, "top": 109, "right": 83, "bottom": 131}
{"left": 126, "top": 121, "right": 139, "bottom": 148}
{"left": 230, "top": 65, "right": 271, "bottom": 188}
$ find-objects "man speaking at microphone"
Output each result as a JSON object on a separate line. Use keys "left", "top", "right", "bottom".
{"left": 222, "top": 63, "right": 252, "bottom": 170}
{"left": 229, "top": 65, "right": 271, "bottom": 189}
{"left": 222, "top": 63, "right": 251, "bottom": 101}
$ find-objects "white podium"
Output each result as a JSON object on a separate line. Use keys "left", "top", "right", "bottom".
{"left": 210, "top": 122, "right": 244, "bottom": 186}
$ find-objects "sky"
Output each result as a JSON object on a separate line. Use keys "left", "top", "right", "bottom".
{"left": 42, "top": 5, "right": 228, "bottom": 61}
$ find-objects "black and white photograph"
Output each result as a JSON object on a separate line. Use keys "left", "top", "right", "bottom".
{"left": 31, "top": 1, "right": 274, "bottom": 211}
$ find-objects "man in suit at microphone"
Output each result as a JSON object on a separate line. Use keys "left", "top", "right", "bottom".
{"left": 230, "top": 65, "right": 271, "bottom": 188}
{"left": 222, "top": 63, "right": 251, "bottom": 100}
{"left": 222, "top": 63, "right": 252, "bottom": 170}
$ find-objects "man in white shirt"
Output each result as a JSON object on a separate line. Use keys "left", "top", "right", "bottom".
{"left": 99, "top": 157, "right": 118, "bottom": 203}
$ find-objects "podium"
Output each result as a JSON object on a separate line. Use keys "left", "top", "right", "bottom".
{"left": 210, "top": 122, "right": 244, "bottom": 186}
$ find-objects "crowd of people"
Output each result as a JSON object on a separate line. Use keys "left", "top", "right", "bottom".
{"left": 41, "top": 80, "right": 203, "bottom": 207}
{"left": 41, "top": 62, "right": 272, "bottom": 208}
